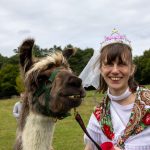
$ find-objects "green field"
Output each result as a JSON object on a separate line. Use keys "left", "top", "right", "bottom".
{"left": 0, "top": 91, "right": 102, "bottom": 150}
{"left": 1, "top": 85, "right": 150, "bottom": 150}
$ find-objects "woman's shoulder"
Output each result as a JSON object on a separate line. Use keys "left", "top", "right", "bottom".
{"left": 138, "top": 86, "right": 150, "bottom": 106}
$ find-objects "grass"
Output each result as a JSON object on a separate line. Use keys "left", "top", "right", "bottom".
{"left": 1, "top": 85, "right": 149, "bottom": 150}
{"left": 0, "top": 98, "right": 18, "bottom": 150}
{"left": 145, "top": 84, "right": 150, "bottom": 89}
{"left": 0, "top": 91, "right": 103, "bottom": 150}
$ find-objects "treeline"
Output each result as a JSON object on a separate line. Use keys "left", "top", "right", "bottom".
{"left": 0, "top": 44, "right": 94, "bottom": 98}
{"left": 133, "top": 50, "right": 150, "bottom": 85}
{"left": 0, "top": 44, "right": 150, "bottom": 98}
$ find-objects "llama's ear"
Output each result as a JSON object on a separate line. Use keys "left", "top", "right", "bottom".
{"left": 19, "top": 39, "right": 34, "bottom": 72}
{"left": 62, "top": 47, "right": 77, "bottom": 59}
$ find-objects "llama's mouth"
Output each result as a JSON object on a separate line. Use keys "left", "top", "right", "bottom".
{"left": 68, "top": 95, "right": 81, "bottom": 100}
{"left": 65, "top": 93, "right": 85, "bottom": 101}
{"left": 59, "top": 90, "right": 86, "bottom": 101}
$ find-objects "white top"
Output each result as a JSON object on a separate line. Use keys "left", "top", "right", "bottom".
{"left": 84, "top": 101, "right": 150, "bottom": 150}
{"left": 13, "top": 101, "right": 22, "bottom": 119}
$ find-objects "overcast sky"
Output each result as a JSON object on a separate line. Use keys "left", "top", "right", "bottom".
{"left": 0, "top": 0, "right": 150, "bottom": 57}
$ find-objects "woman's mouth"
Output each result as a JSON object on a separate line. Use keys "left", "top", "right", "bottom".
{"left": 110, "top": 77, "right": 122, "bottom": 81}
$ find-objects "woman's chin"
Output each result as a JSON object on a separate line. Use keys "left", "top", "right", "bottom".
{"left": 108, "top": 84, "right": 125, "bottom": 92}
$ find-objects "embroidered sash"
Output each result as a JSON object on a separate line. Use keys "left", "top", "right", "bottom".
{"left": 93, "top": 87, "right": 150, "bottom": 149}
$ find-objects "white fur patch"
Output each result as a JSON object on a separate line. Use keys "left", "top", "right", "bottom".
{"left": 22, "top": 112, "right": 55, "bottom": 150}
{"left": 25, "top": 52, "right": 66, "bottom": 81}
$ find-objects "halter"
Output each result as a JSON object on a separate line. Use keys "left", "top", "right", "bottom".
{"left": 33, "top": 68, "right": 60, "bottom": 97}
{"left": 32, "top": 67, "right": 70, "bottom": 119}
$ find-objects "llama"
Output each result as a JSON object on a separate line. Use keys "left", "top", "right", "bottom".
{"left": 14, "top": 39, "right": 85, "bottom": 150}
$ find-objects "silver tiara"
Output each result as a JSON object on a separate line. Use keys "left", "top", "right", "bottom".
{"left": 100, "top": 29, "right": 132, "bottom": 50}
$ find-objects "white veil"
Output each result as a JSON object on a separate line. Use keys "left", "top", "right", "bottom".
{"left": 79, "top": 50, "right": 100, "bottom": 89}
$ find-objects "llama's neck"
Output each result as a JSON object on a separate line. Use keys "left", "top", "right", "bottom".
{"left": 22, "top": 112, "right": 56, "bottom": 150}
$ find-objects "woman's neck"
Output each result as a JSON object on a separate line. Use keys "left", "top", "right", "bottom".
{"left": 109, "top": 86, "right": 129, "bottom": 96}
{"left": 116, "top": 93, "right": 136, "bottom": 105}
{"left": 107, "top": 87, "right": 136, "bottom": 105}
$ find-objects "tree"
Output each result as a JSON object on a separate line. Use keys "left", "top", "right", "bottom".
{"left": 15, "top": 74, "right": 25, "bottom": 93}
{"left": 0, "top": 54, "right": 8, "bottom": 69}
{"left": 7, "top": 54, "right": 19, "bottom": 65}
{"left": 133, "top": 49, "right": 150, "bottom": 85}
{"left": 68, "top": 47, "right": 94, "bottom": 75}
{"left": 32, "top": 44, "right": 42, "bottom": 57}
{"left": 0, "top": 64, "right": 19, "bottom": 98}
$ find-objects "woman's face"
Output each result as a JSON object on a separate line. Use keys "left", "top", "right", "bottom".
{"left": 100, "top": 57, "right": 134, "bottom": 95}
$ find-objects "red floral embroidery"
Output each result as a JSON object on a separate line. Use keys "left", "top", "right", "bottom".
{"left": 103, "top": 124, "right": 110, "bottom": 132}
{"left": 103, "top": 124, "right": 114, "bottom": 140}
{"left": 100, "top": 142, "right": 114, "bottom": 150}
{"left": 94, "top": 107, "right": 102, "bottom": 121}
{"left": 108, "top": 132, "right": 115, "bottom": 140}
{"left": 142, "top": 112, "right": 150, "bottom": 125}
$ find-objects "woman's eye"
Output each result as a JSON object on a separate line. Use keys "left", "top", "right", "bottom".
{"left": 105, "top": 63, "right": 113, "bottom": 66}
{"left": 107, "top": 65, "right": 113, "bottom": 67}
{"left": 118, "top": 63, "right": 127, "bottom": 66}
{"left": 103, "top": 64, "right": 113, "bottom": 68}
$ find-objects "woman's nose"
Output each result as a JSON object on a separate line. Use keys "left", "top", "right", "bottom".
{"left": 111, "top": 64, "right": 120, "bottom": 73}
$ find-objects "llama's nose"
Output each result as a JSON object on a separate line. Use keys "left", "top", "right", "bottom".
{"left": 68, "top": 76, "right": 82, "bottom": 88}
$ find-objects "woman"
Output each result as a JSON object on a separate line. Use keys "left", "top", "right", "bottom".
{"left": 80, "top": 29, "right": 150, "bottom": 150}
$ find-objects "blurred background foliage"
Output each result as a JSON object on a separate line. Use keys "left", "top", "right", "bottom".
{"left": 0, "top": 43, "right": 150, "bottom": 98}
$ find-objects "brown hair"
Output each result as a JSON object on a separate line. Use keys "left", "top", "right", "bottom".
{"left": 97, "top": 43, "right": 137, "bottom": 93}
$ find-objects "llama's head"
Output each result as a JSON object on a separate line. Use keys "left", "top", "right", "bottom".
{"left": 19, "top": 39, "right": 85, "bottom": 119}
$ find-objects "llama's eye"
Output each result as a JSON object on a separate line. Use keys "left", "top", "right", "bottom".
{"left": 37, "top": 75, "right": 48, "bottom": 82}
{"left": 37, "top": 77, "right": 42, "bottom": 82}
{"left": 47, "top": 64, "right": 53, "bottom": 69}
